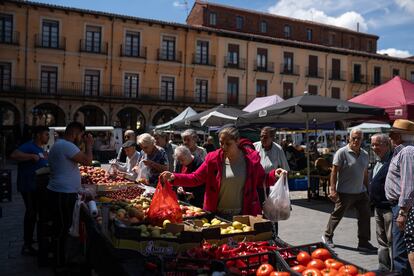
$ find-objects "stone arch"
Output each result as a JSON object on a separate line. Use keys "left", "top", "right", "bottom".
{"left": 151, "top": 109, "right": 178, "bottom": 127}
{"left": 0, "top": 101, "right": 20, "bottom": 126}
{"left": 74, "top": 105, "right": 108, "bottom": 126}
{"left": 0, "top": 101, "right": 22, "bottom": 156}
{"left": 116, "top": 107, "right": 146, "bottom": 134}
{"left": 30, "top": 102, "right": 66, "bottom": 126}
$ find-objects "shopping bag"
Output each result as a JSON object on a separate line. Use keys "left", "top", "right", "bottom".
{"left": 135, "top": 160, "right": 150, "bottom": 183}
{"left": 262, "top": 174, "right": 291, "bottom": 222}
{"left": 147, "top": 179, "right": 183, "bottom": 227}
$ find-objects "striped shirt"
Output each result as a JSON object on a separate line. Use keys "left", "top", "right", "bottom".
{"left": 385, "top": 143, "right": 414, "bottom": 208}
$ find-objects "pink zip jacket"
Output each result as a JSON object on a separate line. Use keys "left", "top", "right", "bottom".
{"left": 171, "top": 146, "right": 277, "bottom": 215}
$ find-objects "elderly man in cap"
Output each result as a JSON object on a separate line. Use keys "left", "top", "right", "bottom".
{"left": 112, "top": 140, "right": 141, "bottom": 181}
{"left": 116, "top": 129, "right": 140, "bottom": 162}
{"left": 385, "top": 119, "right": 414, "bottom": 275}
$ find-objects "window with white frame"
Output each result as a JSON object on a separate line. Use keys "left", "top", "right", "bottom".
{"left": 0, "top": 62, "right": 11, "bottom": 91}
{"left": 160, "top": 76, "right": 174, "bottom": 101}
{"left": 161, "top": 36, "right": 176, "bottom": 61}
{"left": 196, "top": 40, "right": 209, "bottom": 65}
{"left": 124, "top": 31, "right": 140, "bottom": 57}
{"left": 124, "top": 73, "right": 139, "bottom": 98}
{"left": 84, "top": 69, "right": 100, "bottom": 96}
{"left": 195, "top": 79, "right": 208, "bottom": 103}
{"left": 260, "top": 21, "right": 267, "bottom": 33}
{"left": 283, "top": 25, "right": 291, "bottom": 38}
{"left": 236, "top": 16, "right": 243, "bottom": 30}
{"left": 85, "top": 25, "right": 101, "bottom": 53}
{"left": 209, "top": 12, "right": 217, "bottom": 26}
{"left": 42, "top": 19, "right": 59, "bottom": 48}
{"left": 0, "top": 14, "right": 13, "bottom": 44}
{"left": 40, "top": 66, "right": 58, "bottom": 94}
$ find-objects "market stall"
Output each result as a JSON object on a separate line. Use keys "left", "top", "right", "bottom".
{"left": 60, "top": 165, "right": 389, "bottom": 276}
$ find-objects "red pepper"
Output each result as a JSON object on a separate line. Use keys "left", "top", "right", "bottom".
{"left": 225, "top": 260, "right": 235, "bottom": 268}
{"left": 145, "top": 262, "right": 158, "bottom": 271}
{"left": 236, "top": 259, "right": 247, "bottom": 268}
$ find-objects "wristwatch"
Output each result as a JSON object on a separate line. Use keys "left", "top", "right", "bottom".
{"left": 398, "top": 209, "right": 408, "bottom": 217}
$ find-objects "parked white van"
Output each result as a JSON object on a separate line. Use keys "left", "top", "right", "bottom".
{"left": 46, "top": 126, "right": 123, "bottom": 162}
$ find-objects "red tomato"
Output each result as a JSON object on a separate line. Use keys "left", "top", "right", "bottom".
{"left": 307, "top": 259, "right": 325, "bottom": 270}
{"left": 320, "top": 268, "right": 338, "bottom": 276}
{"left": 297, "top": 251, "right": 312, "bottom": 266}
{"left": 291, "top": 265, "right": 306, "bottom": 273}
{"left": 362, "top": 273, "right": 376, "bottom": 276}
{"left": 338, "top": 265, "right": 359, "bottom": 275}
{"left": 270, "top": 272, "right": 290, "bottom": 276}
{"left": 256, "top": 264, "right": 274, "bottom": 276}
{"left": 302, "top": 268, "right": 322, "bottom": 276}
{"left": 311, "top": 248, "right": 332, "bottom": 261}
{"left": 324, "top": 259, "right": 344, "bottom": 270}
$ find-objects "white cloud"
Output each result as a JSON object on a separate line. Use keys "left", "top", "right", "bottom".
{"left": 173, "top": 1, "right": 183, "bottom": 8}
{"left": 268, "top": 0, "right": 368, "bottom": 32}
{"left": 395, "top": 0, "right": 414, "bottom": 13}
{"left": 377, "top": 48, "right": 412, "bottom": 58}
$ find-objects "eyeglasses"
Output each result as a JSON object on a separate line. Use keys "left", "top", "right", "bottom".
{"left": 351, "top": 137, "right": 362, "bottom": 141}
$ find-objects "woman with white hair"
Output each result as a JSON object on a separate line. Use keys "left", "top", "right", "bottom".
{"left": 174, "top": 145, "right": 204, "bottom": 207}
{"left": 134, "top": 133, "right": 168, "bottom": 186}
{"left": 181, "top": 129, "right": 207, "bottom": 161}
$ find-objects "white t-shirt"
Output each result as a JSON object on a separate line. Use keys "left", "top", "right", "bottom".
{"left": 47, "top": 139, "right": 81, "bottom": 193}
{"left": 254, "top": 141, "right": 290, "bottom": 173}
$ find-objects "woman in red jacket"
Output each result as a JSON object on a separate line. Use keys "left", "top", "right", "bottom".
{"left": 161, "top": 127, "right": 286, "bottom": 219}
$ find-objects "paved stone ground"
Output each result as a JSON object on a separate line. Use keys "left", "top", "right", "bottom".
{"left": 0, "top": 163, "right": 53, "bottom": 276}
{"left": 0, "top": 164, "right": 379, "bottom": 275}
{"left": 279, "top": 191, "right": 379, "bottom": 270}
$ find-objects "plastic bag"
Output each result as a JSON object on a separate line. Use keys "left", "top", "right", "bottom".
{"left": 147, "top": 179, "right": 183, "bottom": 227}
{"left": 69, "top": 195, "right": 86, "bottom": 237}
{"left": 135, "top": 160, "right": 150, "bottom": 183}
{"left": 262, "top": 174, "right": 291, "bottom": 222}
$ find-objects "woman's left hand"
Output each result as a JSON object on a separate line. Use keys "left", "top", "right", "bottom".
{"left": 275, "top": 168, "right": 287, "bottom": 177}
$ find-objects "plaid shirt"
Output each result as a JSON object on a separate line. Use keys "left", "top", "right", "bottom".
{"left": 385, "top": 143, "right": 414, "bottom": 208}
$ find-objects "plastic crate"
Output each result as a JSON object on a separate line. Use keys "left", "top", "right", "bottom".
{"left": 274, "top": 242, "right": 376, "bottom": 275}
{"left": 288, "top": 177, "right": 308, "bottom": 191}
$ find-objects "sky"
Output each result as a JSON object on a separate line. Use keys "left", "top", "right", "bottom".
{"left": 31, "top": 0, "right": 414, "bottom": 58}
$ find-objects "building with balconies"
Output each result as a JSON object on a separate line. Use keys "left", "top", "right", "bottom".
{"left": 1, "top": 0, "right": 414, "bottom": 155}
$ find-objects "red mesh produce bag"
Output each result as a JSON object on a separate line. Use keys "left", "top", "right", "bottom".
{"left": 147, "top": 180, "right": 183, "bottom": 226}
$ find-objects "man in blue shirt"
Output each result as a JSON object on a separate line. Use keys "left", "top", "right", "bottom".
{"left": 10, "top": 126, "right": 50, "bottom": 256}
{"left": 46, "top": 122, "right": 94, "bottom": 272}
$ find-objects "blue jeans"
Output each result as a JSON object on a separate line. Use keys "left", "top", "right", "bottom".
{"left": 391, "top": 204, "right": 413, "bottom": 275}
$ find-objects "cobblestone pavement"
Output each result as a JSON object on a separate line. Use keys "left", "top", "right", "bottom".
{"left": 0, "top": 164, "right": 379, "bottom": 275}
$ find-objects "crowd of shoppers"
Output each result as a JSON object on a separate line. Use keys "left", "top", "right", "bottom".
{"left": 11, "top": 117, "right": 414, "bottom": 275}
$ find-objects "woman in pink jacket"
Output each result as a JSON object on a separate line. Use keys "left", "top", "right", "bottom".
{"left": 160, "top": 127, "right": 286, "bottom": 219}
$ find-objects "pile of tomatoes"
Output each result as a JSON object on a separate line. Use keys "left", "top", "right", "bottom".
{"left": 288, "top": 248, "right": 375, "bottom": 276}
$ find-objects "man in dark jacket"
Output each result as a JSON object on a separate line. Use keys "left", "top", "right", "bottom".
{"left": 369, "top": 133, "right": 393, "bottom": 271}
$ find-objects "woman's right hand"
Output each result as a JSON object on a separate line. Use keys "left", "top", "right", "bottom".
{"left": 160, "top": 171, "right": 175, "bottom": 182}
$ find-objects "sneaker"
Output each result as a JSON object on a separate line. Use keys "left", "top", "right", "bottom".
{"left": 321, "top": 235, "right": 335, "bottom": 248}
{"left": 21, "top": 245, "right": 38, "bottom": 256}
{"left": 357, "top": 242, "right": 378, "bottom": 253}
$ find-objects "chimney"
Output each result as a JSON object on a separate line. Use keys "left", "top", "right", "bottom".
{"left": 357, "top": 22, "right": 359, "bottom": 32}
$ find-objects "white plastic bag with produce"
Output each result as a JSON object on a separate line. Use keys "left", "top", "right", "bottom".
{"left": 262, "top": 173, "right": 291, "bottom": 221}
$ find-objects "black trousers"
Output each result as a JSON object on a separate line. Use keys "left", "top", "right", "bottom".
{"left": 21, "top": 191, "right": 39, "bottom": 245}
{"left": 46, "top": 189, "right": 78, "bottom": 268}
